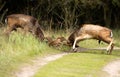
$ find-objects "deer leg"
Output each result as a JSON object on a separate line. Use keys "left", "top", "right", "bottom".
{"left": 109, "top": 43, "right": 114, "bottom": 54}
{"left": 73, "top": 39, "right": 77, "bottom": 49}
{"left": 23, "top": 25, "right": 30, "bottom": 35}
{"left": 106, "top": 40, "right": 113, "bottom": 51}
{"left": 72, "top": 37, "right": 82, "bottom": 52}
{"left": 72, "top": 36, "right": 83, "bottom": 52}
{"left": 27, "top": 23, "right": 36, "bottom": 35}
{"left": 72, "top": 38, "right": 78, "bottom": 52}
{"left": 5, "top": 25, "right": 14, "bottom": 36}
{"left": 107, "top": 39, "right": 114, "bottom": 54}
{"left": 103, "top": 38, "right": 114, "bottom": 54}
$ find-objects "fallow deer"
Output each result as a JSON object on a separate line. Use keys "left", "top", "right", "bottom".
{"left": 49, "top": 37, "right": 67, "bottom": 47}
{"left": 67, "top": 24, "right": 114, "bottom": 54}
{"left": 5, "top": 14, "right": 44, "bottom": 41}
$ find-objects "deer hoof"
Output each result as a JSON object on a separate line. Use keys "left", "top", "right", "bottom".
{"left": 73, "top": 48, "right": 77, "bottom": 52}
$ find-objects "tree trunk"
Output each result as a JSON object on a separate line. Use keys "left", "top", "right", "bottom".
{"left": 103, "top": 4, "right": 111, "bottom": 27}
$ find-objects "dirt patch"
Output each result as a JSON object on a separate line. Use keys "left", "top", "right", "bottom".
{"left": 73, "top": 47, "right": 120, "bottom": 52}
{"left": 13, "top": 47, "right": 120, "bottom": 77}
{"left": 14, "top": 53, "right": 68, "bottom": 77}
{"left": 103, "top": 60, "right": 120, "bottom": 77}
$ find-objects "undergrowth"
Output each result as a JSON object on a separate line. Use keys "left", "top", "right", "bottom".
{"left": 0, "top": 27, "right": 120, "bottom": 77}
{"left": 0, "top": 30, "right": 61, "bottom": 77}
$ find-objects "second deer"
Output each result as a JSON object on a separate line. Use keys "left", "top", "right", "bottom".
{"left": 67, "top": 24, "right": 114, "bottom": 54}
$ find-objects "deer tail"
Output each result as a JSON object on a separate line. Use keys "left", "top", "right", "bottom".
{"left": 110, "top": 31, "right": 113, "bottom": 38}
{"left": 5, "top": 18, "right": 8, "bottom": 25}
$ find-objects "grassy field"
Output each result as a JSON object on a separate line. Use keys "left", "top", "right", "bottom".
{"left": 0, "top": 29, "right": 63, "bottom": 77}
{"left": 0, "top": 26, "right": 120, "bottom": 77}
{"left": 34, "top": 29, "right": 120, "bottom": 77}
{"left": 34, "top": 52, "right": 120, "bottom": 77}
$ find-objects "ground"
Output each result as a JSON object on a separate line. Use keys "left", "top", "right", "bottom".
{"left": 103, "top": 60, "right": 120, "bottom": 77}
{"left": 13, "top": 52, "right": 120, "bottom": 77}
{"left": 14, "top": 53, "right": 68, "bottom": 77}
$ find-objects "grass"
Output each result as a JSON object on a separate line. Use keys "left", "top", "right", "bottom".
{"left": 34, "top": 29, "right": 120, "bottom": 77}
{"left": 34, "top": 52, "right": 120, "bottom": 77}
{"left": 0, "top": 27, "right": 120, "bottom": 77}
{"left": 0, "top": 30, "right": 61, "bottom": 77}
{"left": 113, "top": 29, "right": 120, "bottom": 47}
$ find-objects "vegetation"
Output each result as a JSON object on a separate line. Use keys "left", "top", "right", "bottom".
{"left": 34, "top": 53, "right": 120, "bottom": 77}
{"left": 34, "top": 29, "right": 120, "bottom": 77}
{"left": 0, "top": 0, "right": 120, "bottom": 77}
{"left": 0, "top": 28, "right": 63, "bottom": 77}
{"left": 0, "top": 26, "right": 120, "bottom": 77}
{"left": 0, "top": 0, "right": 120, "bottom": 30}
{"left": 113, "top": 29, "right": 120, "bottom": 47}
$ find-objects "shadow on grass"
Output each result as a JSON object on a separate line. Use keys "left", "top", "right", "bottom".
{"left": 64, "top": 46, "right": 120, "bottom": 57}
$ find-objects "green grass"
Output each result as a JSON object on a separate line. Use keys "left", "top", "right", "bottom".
{"left": 0, "top": 27, "right": 120, "bottom": 77}
{"left": 0, "top": 31, "right": 61, "bottom": 77}
{"left": 34, "top": 29, "right": 120, "bottom": 77}
{"left": 113, "top": 29, "right": 120, "bottom": 47}
{"left": 34, "top": 52, "right": 120, "bottom": 77}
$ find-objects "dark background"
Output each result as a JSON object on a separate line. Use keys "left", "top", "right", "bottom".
{"left": 0, "top": 0, "right": 120, "bottom": 30}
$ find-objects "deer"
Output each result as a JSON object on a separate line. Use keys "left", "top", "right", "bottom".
{"left": 4, "top": 14, "right": 44, "bottom": 41}
{"left": 67, "top": 24, "right": 114, "bottom": 54}
{"left": 49, "top": 37, "right": 67, "bottom": 47}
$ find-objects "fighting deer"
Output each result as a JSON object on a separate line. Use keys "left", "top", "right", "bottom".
{"left": 67, "top": 24, "right": 114, "bottom": 54}
{"left": 49, "top": 37, "right": 67, "bottom": 47}
{"left": 5, "top": 14, "right": 44, "bottom": 41}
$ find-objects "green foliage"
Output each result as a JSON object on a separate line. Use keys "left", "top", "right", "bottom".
{"left": 34, "top": 29, "right": 120, "bottom": 77}
{"left": 0, "top": 27, "right": 120, "bottom": 77}
{"left": 1, "top": 0, "right": 120, "bottom": 29}
{"left": 0, "top": 1, "right": 7, "bottom": 24}
{"left": 0, "top": 33, "right": 39, "bottom": 77}
{"left": 112, "top": 0, "right": 120, "bottom": 7}
{"left": 80, "top": 0, "right": 102, "bottom": 9}
{"left": 0, "top": 31, "right": 60, "bottom": 77}
{"left": 113, "top": 29, "right": 120, "bottom": 47}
